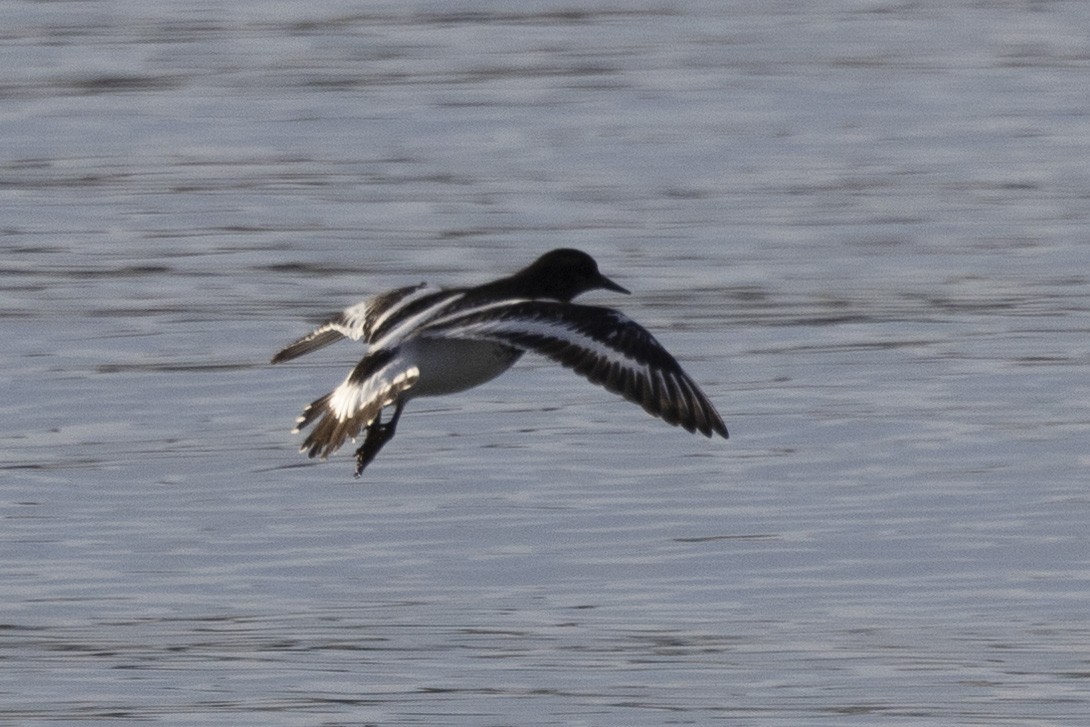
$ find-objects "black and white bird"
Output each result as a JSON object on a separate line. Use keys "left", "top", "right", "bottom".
{"left": 271, "top": 249, "right": 728, "bottom": 476}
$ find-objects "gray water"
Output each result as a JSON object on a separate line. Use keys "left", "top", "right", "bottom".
{"left": 3, "top": 2, "right": 1090, "bottom": 725}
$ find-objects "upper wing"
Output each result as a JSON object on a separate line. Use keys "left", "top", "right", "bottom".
{"left": 271, "top": 283, "right": 436, "bottom": 364}
{"left": 293, "top": 347, "right": 420, "bottom": 459}
{"left": 421, "top": 301, "right": 728, "bottom": 438}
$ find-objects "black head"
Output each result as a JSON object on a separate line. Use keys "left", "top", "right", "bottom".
{"left": 509, "top": 248, "right": 630, "bottom": 302}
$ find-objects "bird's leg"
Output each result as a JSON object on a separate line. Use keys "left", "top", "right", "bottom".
{"left": 354, "top": 400, "right": 406, "bottom": 478}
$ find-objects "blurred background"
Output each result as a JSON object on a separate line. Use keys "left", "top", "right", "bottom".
{"left": 2, "top": 2, "right": 1088, "bottom": 724}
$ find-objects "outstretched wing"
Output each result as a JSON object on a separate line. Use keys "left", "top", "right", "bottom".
{"left": 421, "top": 301, "right": 728, "bottom": 438}
{"left": 271, "top": 283, "right": 436, "bottom": 364}
{"left": 293, "top": 348, "right": 419, "bottom": 459}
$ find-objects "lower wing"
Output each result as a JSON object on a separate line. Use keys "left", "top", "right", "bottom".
{"left": 293, "top": 348, "right": 420, "bottom": 459}
{"left": 421, "top": 301, "right": 728, "bottom": 438}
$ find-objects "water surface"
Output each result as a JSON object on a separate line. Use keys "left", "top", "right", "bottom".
{"left": 2, "top": 2, "right": 1089, "bottom": 725}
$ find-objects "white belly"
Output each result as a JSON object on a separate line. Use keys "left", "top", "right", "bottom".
{"left": 403, "top": 338, "right": 521, "bottom": 398}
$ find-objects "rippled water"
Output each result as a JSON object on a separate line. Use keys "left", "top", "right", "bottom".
{"left": 3, "top": 2, "right": 1090, "bottom": 725}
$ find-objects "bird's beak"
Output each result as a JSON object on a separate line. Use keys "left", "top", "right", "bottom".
{"left": 599, "top": 274, "right": 630, "bottom": 295}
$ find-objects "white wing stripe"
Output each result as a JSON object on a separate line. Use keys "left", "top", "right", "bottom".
{"left": 367, "top": 284, "right": 445, "bottom": 337}
{"left": 437, "top": 315, "right": 661, "bottom": 394}
{"left": 435, "top": 316, "right": 643, "bottom": 365}
{"left": 370, "top": 291, "right": 467, "bottom": 349}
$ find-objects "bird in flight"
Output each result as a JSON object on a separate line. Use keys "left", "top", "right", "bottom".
{"left": 272, "top": 248, "right": 727, "bottom": 476}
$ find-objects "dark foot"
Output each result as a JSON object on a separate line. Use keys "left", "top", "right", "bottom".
{"left": 354, "top": 421, "right": 393, "bottom": 477}
{"left": 353, "top": 401, "right": 405, "bottom": 478}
